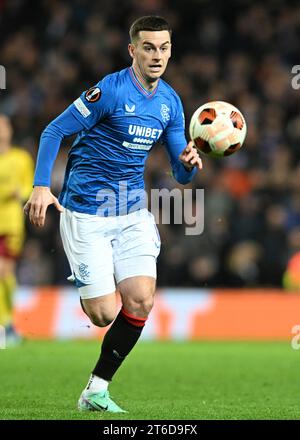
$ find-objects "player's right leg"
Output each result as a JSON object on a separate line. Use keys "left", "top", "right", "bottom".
{"left": 60, "top": 208, "right": 119, "bottom": 325}
{"left": 59, "top": 209, "right": 126, "bottom": 412}
{"left": 77, "top": 293, "right": 126, "bottom": 413}
{"left": 81, "top": 209, "right": 161, "bottom": 413}
{"left": 81, "top": 293, "right": 117, "bottom": 328}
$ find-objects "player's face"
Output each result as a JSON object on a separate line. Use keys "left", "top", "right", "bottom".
{"left": 0, "top": 115, "right": 12, "bottom": 146}
{"left": 129, "top": 30, "right": 171, "bottom": 86}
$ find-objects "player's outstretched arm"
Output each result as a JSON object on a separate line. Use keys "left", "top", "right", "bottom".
{"left": 24, "top": 186, "right": 63, "bottom": 228}
{"left": 179, "top": 141, "right": 202, "bottom": 171}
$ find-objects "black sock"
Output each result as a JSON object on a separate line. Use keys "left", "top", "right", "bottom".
{"left": 92, "top": 307, "right": 147, "bottom": 381}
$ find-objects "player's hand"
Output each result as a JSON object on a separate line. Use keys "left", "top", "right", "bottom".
{"left": 179, "top": 141, "right": 202, "bottom": 170}
{"left": 24, "top": 186, "right": 64, "bottom": 228}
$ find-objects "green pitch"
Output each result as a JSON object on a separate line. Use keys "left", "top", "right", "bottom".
{"left": 0, "top": 340, "right": 299, "bottom": 420}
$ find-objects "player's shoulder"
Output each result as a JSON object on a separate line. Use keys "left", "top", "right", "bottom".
{"left": 96, "top": 68, "right": 129, "bottom": 90}
{"left": 159, "top": 78, "right": 183, "bottom": 107}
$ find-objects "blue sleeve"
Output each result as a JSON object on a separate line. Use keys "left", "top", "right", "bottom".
{"left": 163, "top": 97, "right": 197, "bottom": 185}
{"left": 33, "top": 108, "right": 86, "bottom": 186}
{"left": 34, "top": 75, "right": 118, "bottom": 187}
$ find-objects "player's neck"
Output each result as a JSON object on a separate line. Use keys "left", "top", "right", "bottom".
{"left": 131, "top": 66, "right": 158, "bottom": 92}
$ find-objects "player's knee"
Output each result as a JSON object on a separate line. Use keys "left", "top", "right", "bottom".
{"left": 89, "top": 310, "right": 116, "bottom": 328}
{"left": 124, "top": 296, "right": 154, "bottom": 317}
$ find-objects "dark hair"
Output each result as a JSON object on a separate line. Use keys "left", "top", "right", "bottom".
{"left": 129, "top": 16, "right": 172, "bottom": 42}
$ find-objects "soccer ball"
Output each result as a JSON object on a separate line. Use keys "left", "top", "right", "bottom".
{"left": 189, "top": 101, "right": 247, "bottom": 157}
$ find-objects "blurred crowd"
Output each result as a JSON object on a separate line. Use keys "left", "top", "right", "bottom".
{"left": 1, "top": 0, "right": 300, "bottom": 288}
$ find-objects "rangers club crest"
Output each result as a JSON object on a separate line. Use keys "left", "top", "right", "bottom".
{"left": 161, "top": 104, "right": 170, "bottom": 122}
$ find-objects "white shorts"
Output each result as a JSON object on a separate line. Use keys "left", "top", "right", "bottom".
{"left": 60, "top": 208, "right": 161, "bottom": 299}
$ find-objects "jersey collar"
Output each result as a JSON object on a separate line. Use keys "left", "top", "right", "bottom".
{"left": 128, "top": 67, "right": 159, "bottom": 98}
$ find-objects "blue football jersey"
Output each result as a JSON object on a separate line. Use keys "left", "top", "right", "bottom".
{"left": 34, "top": 67, "right": 197, "bottom": 216}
